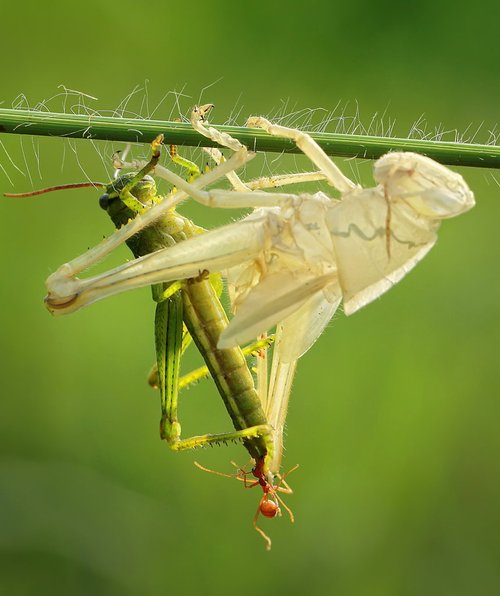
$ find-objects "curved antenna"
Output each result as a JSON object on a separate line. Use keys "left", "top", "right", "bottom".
{"left": 4, "top": 181, "right": 106, "bottom": 198}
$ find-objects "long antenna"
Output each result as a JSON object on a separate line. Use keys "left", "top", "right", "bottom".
{"left": 4, "top": 182, "right": 106, "bottom": 198}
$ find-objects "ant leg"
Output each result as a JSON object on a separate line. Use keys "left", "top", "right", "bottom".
{"left": 193, "top": 462, "right": 239, "bottom": 479}
{"left": 274, "top": 492, "right": 295, "bottom": 524}
{"left": 253, "top": 504, "right": 273, "bottom": 551}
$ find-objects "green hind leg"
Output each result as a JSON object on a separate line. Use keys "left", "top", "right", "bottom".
{"left": 143, "top": 142, "right": 274, "bottom": 458}
{"left": 153, "top": 286, "right": 273, "bottom": 452}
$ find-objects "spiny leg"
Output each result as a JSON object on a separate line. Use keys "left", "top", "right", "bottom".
{"left": 165, "top": 421, "right": 273, "bottom": 453}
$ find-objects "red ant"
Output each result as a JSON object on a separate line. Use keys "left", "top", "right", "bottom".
{"left": 195, "top": 456, "right": 298, "bottom": 550}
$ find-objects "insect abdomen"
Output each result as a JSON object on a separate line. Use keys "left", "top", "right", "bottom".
{"left": 182, "top": 275, "right": 268, "bottom": 460}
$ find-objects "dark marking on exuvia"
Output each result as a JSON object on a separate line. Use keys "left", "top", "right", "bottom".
{"left": 333, "top": 223, "right": 428, "bottom": 250}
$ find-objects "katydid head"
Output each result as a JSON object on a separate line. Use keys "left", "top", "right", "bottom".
{"left": 98, "top": 173, "right": 158, "bottom": 230}
{"left": 99, "top": 174, "right": 156, "bottom": 210}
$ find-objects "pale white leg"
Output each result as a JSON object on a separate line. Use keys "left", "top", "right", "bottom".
{"left": 196, "top": 106, "right": 330, "bottom": 193}
{"left": 46, "top": 147, "right": 255, "bottom": 309}
{"left": 203, "top": 147, "right": 251, "bottom": 192}
{"left": 120, "top": 148, "right": 299, "bottom": 209}
{"left": 193, "top": 104, "right": 254, "bottom": 192}
{"left": 192, "top": 104, "right": 245, "bottom": 152}
{"left": 266, "top": 322, "right": 298, "bottom": 476}
{"left": 45, "top": 212, "right": 269, "bottom": 315}
{"left": 246, "top": 116, "right": 358, "bottom": 194}
{"left": 255, "top": 332, "right": 269, "bottom": 413}
{"left": 177, "top": 185, "right": 299, "bottom": 209}
{"left": 203, "top": 146, "right": 327, "bottom": 192}
{"left": 246, "top": 171, "right": 327, "bottom": 190}
{"left": 116, "top": 154, "right": 301, "bottom": 209}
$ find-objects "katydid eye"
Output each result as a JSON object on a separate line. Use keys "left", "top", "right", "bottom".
{"left": 99, "top": 193, "right": 110, "bottom": 209}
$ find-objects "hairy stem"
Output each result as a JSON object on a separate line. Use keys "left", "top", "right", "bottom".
{"left": 0, "top": 108, "right": 498, "bottom": 169}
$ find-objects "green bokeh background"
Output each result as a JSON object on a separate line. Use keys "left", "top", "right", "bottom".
{"left": 1, "top": 1, "right": 499, "bottom": 594}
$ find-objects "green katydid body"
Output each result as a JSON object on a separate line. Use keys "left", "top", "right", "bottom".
{"left": 99, "top": 171, "right": 270, "bottom": 462}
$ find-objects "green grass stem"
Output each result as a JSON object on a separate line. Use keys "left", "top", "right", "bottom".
{"left": 0, "top": 108, "right": 498, "bottom": 169}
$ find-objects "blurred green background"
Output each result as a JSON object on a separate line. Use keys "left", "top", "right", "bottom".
{"left": 1, "top": 1, "right": 499, "bottom": 594}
